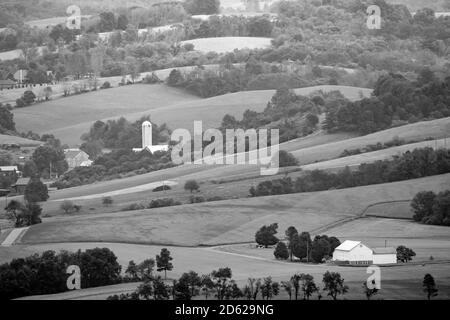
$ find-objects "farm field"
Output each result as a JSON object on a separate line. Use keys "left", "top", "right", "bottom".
{"left": 11, "top": 84, "right": 372, "bottom": 146}
{"left": 12, "top": 84, "right": 200, "bottom": 146}
{"left": 0, "top": 134, "right": 42, "bottom": 147}
{"left": 2, "top": 241, "right": 450, "bottom": 300}
{"left": 302, "top": 138, "right": 450, "bottom": 170}
{"left": 180, "top": 37, "right": 272, "bottom": 53}
{"left": 12, "top": 174, "right": 450, "bottom": 246}
{"left": 0, "top": 49, "right": 23, "bottom": 61}
{"left": 291, "top": 117, "right": 450, "bottom": 165}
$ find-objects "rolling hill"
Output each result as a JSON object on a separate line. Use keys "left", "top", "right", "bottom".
{"left": 17, "top": 174, "right": 450, "bottom": 246}
{"left": 0, "top": 134, "right": 42, "bottom": 147}
{"left": 12, "top": 84, "right": 372, "bottom": 146}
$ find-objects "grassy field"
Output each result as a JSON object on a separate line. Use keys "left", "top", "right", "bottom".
{"left": 12, "top": 84, "right": 200, "bottom": 146}
{"left": 0, "top": 134, "right": 42, "bottom": 147}
{"left": 302, "top": 138, "right": 450, "bottom": 170}
{"left": 291, "top": 117, "right": 450, "bottom": 165}
{"left": 180, "top": 37, "right": 272, "bottom": 53}
{"left": 2, "top": 241, "right": 450, "bottom": 300}
{"left": 13, "top": 174, "right": 449, "bottom": 246}
{"left": 0, "top": 49, "right": 23, "bottom": 61}
{"left": 12, "top": 84, "right": 372, "bottom": 146}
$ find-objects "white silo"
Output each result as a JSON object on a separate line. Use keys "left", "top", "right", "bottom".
{"left": 142, "top": 121, "right": 152, "bottom": 148}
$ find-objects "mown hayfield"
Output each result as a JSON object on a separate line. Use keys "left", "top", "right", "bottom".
{"left": 302, "top": 138, "right": 450, "bottom": 170}
{"left": 0, "top": 49, "right": 23, "bottom": 61}
{"left": 180, "top": 37, "right": 272, "bottom": 53}
{"left": 291, "top": 117, "right": 450, "bottom": 165}
{"left": 0, "top": 134, "right": 42, "bottom": 147}
{"left": 16, "top": 174, "right": 450, "bottom": 246}
{"left": 2, "top": 241, "right": 450, "bottom": 300}
{"left": 12, "top": 84, "right": 201, "bottom": 146}
{"left": 12, "top": 84, "right": 371, "bottom": 146}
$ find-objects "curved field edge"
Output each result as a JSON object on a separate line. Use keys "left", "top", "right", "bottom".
{"left": 17, "top": 173, "right": 450, "bottom": 246}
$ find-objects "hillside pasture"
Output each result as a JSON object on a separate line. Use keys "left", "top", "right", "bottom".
{"left": 12, "top": 84, "right": 371, "bottom": 146}
{"left": 302, "top": 138, "right": 450, "bottom": 170}
{"left": 16, "top": 174, "right": 450, "bottom": 246}
{"left": 180, "top": 37, "right": 272, "bottom": 53}
{"left": 291, "top": 117, "right": 450, "bottom": 165}
{"left": 0, "top": 134, "right": 42, "bottom": 147}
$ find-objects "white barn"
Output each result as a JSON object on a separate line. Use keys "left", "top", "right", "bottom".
{"left": 332, "top": 240, "right": 397, "bottom": 265}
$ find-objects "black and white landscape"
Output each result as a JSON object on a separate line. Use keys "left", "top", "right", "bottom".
{"left": 0, "top": 0, "right": 449, "bottom": 302}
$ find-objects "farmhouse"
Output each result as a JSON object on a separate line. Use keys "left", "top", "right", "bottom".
{"left": 332, "top": 240, "right": 397, "bottom": 265}
{"left": 0, "top": 166, "right": 21, "bottom": 178}
{"left": 64, "top": 149, "right": 93, "bottom": 170}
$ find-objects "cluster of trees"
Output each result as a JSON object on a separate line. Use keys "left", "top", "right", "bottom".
{"left": 218, "top": 88, "right": 321, "bottom": 143}
{"left": 250, "top": 148, "right": 450, "bottom": 197}
{"left": 52, "top": 149, "right": 174, "bottom": 190}
{"left": 80, "top": 116, "right": 170, "bottom": 152}
{"left": 166, "top": 62, "right": 327, "bottom": 98}
{"left": 186, "top": 15, "right": 274, "bottom": 39}
{"left": 111, "top": 266, "right": 354, "bottom": 301}
{"left": 411, "top": 190, "right": 450, "bottom": 226}
{"left": 255, "top": 224, "right": 341, "bottom": 264}
{"left": 0, "top": 248, "right": 122, "bottom": 300}
{"left": 29, "top": 139, "right": 68, "bottom": 178}
{"left": 0, "top": 104, "right": 15, "bottom": 133}
{"left": 325, "top": 72, "right": 450, "bottom": 134}
{"left": 5, "top": 200, "right": 42, "bottom": 228}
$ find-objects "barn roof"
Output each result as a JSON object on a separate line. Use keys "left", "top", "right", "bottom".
{"left": 335, "top": 240, "right": 361, "bottom": 251}
{"left": 372, "top": 247, "right": 396, "bottom": 254}
{"left": 0, "top": 166, "right": 18, "bottom": 172}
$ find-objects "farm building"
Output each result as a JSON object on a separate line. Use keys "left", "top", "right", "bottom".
{"left": 0, "top": 79, "right": 15, "bottom": 89}
{"left": 332, "top": 240, "right": 397, "bottom": 265}
{"left": 64, "top": 149, "right": 92, "bottom": 170}
{"left": 11, "top": 177, "right": 30, "bottom": 195}
{"left": 0, "top": 166, "right": 21, "bottom": 178}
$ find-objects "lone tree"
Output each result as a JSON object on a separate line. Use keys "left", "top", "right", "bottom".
{"left": 102, "top": 196, "right": 113, "bottom": 207}
{"left": 274, "top": 241, "right": 289, "bottom": 260}
{"left": 184, "top": 180, "right": 199, "bottom": 193}
{"left": 137, "top": 259, "right": 155, "bottom": 281}
{"left": 396, "top": 245, "right": 416, "bottom": 263}
{"left": 322, "top": 271, "right": 348, "bottom": 300}
{"left": 156, "top": 248, "right": 173, "bottom": 279}
{"left": 24, "top": 177, "right": 49, "bottom": 203}
{"left": 255, "top": 223, "right": 279, "bottom": 248}
{"left": 285, "top": 226, "right": 298, "bottom": 261}
{"left": 300, "top": 274, "right": 318, "bottom": 300}
{"left": 60, "top": 200, "right": 74, "bottom": 214}
{"left": 423, "top": 274, "right": 438, "bottom": 300}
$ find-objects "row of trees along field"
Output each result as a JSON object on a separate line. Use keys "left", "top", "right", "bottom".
{"left": 250, "top": 147, "right": 450, "bottom": 199}
{"left": 0, "top": 245, "right": 438, "bottom": 300}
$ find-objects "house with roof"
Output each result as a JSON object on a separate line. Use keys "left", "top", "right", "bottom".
{"left": 0, "top": 166, "right": 21, "bottom": 178}
{"left": 0, "top": 79, "right": 16, "bottom": 89}
{"left": 11, "top": 177, "right": 30, "bottom": 195}
{"left": 64, "top": 149, "right": 92, "bottom": 170}
{"left": 332, "top": 240, "right": 397, "bottom": 265}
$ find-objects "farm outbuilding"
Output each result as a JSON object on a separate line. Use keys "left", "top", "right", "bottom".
{"left": 332, "top": 240, "right": 397, "bottom": 265}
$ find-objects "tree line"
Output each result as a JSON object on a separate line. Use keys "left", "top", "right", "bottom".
{"left": 324, "top": 71, "right": 450, "bottom": 134}
{"left": 411, "top": 190, "right": 450, "bottom": 226}
{"left": 250, "top": 148, "right": 450, "bottom": 197}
